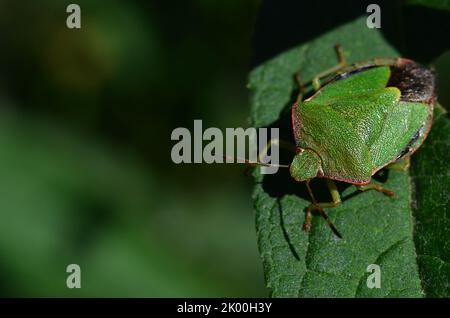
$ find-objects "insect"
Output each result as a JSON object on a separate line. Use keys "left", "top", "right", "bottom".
{"left": 259, "top": 45, "right": 437, "bottom": 238}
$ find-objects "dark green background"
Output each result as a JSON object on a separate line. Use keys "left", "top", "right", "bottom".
{"left": 0, "top": 0, "right": 264, "bottom": 297}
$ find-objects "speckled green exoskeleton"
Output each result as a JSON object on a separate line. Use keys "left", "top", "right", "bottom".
{"left": 265, "top": 45, "right": 437, "bottom": 238}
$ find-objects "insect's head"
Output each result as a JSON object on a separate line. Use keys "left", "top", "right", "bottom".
{"left": 289, "top": 148, "right": 321, "bottom": 182}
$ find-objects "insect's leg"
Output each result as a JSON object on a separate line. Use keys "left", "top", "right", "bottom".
{"left": 356, "top": 183, "right": 395, "bottom": 197}
{"left": 294, "top": 72, "right": 306, "bottom": 103}
{"left": 303, "top": 208, "right": 312, "bottom": 232}
{"left": 308, "top": 179, "right": 342, "bottom": 207}
{"left": 312, "top": 78, "right": 322, "bottom": 91}
{"left": 386, "top": 157, "right": 410, "bottom": 172}
{"left": 335, "top": 44, "right": 347, "bottom": 66}
{"left": 311, "top": 44, "right": 348, "bottom": 91}
{"left": 326, "top": 179, "right": 342, "bottom": 206}
{"left": 305, "top": 179, "right": 342, "bottom": 238}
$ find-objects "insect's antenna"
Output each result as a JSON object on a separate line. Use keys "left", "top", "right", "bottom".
{"left": 221, "top": 155, "right": 290, "bottom": 169}
{"left": 305, "top": 180, "right": 342, "bottom": 239}
{"left": 316, "top": 207, "right": 342, "bottom": 239}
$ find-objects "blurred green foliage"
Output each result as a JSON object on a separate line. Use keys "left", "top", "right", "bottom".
{"left": 0, "top": 0, "right": 265, "bottom": 296}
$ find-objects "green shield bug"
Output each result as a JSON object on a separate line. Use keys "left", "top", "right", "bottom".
{"left": 258, "top": 45, "right": 437, "bottom": 238}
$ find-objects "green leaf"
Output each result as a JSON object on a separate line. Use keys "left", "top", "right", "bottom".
{"left": 249, "top": 16, "right": 448, "bottom": 297}
{"left": 411, "top": 106, "right": 450, "bottom": 297}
